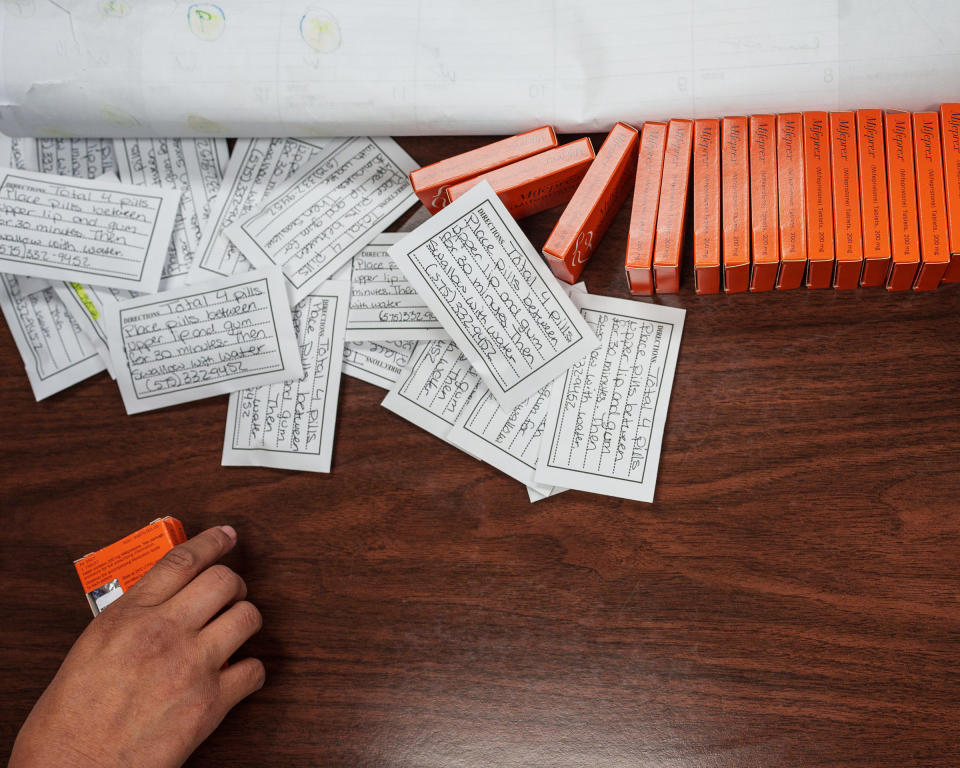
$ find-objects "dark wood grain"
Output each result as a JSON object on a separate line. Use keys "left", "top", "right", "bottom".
{"left": 2, "top": 134, "right": 959, "bottom": 768}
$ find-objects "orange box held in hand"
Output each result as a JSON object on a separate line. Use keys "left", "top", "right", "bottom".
{"left": 776, "top": 113, "right": 806, "bottom": 290}
{"left": 543, "top": 121, "right": 639, "bottom": 283}
{"left": 911, "top": 112, "right": 951, "bottom": 290}
{"left": 652, "top": 119, "right": 694, "bottom": 294}
{"left": 625, "top": 122, "right": 668, "bottom": 295}
{"left": 883, "top": 111, "right": 921, "bottom": 290}
{"left": 856, "top": 109, "right": 892, "bottom": 287}
{"left": 75, "top": 517, "right": 187, "bottom": 616}
{"left": 829, "top": 112, "right": 864, "bottom": 289}
{"left": 721, "top": 116, "right": 750, "bottom": 293}
{"left": 693, "top": 119, "right": 721, "bottom": 295}
{"left": 938, "top": 103, "right": 960, "bottom": 282}
{"left": 802, "top": 112, "right": 835, "bottom": 288}
{"left": 749, "top": 114, "right": 779, "bottom": 291}
{"left": 446, "top": 137, "right": 595, "bottom": 220}
{"left": 409, "top": 126, "right": 558, "bottom": 213}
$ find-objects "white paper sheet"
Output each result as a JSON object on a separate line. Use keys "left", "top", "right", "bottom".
{"left": 226, "top": 137, "right": 418, "bottom": 303}
{"left": 390, "top": 182, "right": 598, "bottom": 409}
{"left": 114, "top": 138, "right": 229, "bottom": 288}
{"left": 3, "top": 2, "right": 957, "bottom": 136}
{"left": 337, "top": 233, "right": 445, "bottom": 342}
{"left": 36, "top": 139, "right": 116, "bottom": 178}
{"left": 1, "top": 135, "right": 36, "bottom": 171}
{"left": 0, "top": 167, "right": 180, "bottom": 291}
{"left": 51, "top": 281, "right": 139, "bottom": 378}
{"left": 381, "top": 339, "right": 484, "bottom": 443}
{"left": 535, "top": 294, "right": 685, "bottom": 503}
{"left": 342, "top": 339, "right": 416, "bottom": 390}
{"left": 0, "top": 273, "right": 105, "bottom": 399}
{"left": 189, "top": 138, "right": 334, "bottom": 283}
{"left": 222, "top": 281, "right": 349, "bottom": 472}
{"left": 106, "top": 268, "right": 301, "bottom": 414}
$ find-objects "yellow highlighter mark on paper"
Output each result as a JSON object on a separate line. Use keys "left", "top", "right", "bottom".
{"left": 70, "top": 283, "right": 99, "bottom": 320}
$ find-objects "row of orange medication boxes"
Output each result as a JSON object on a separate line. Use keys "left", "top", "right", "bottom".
{"left": 408, "top": 107, "right": 960, "bottom": 293}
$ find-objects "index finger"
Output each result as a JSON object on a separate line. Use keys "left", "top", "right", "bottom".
{"left": 128, "top": 526, "right": 238, "bottom": 606}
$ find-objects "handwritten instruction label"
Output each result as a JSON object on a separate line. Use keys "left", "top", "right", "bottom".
{"left": 223, "top": 281, "right": 349, "bottom": 472}
{"left": 535, "top": 293, "right": 685, "bottom": 503}
{"left": 106, "top": 268, "right": 301, "bottom": 414}
{"left": 115, "top": 138, "right": 228, "bottom": 287}
{"left": 381, "top": 339, "right": 484, "bottom": 443}
{"left": 0, "top": 273, "right": 105, "bottom": 400}
{"left": 227, "top": 137, "right": 418, "bottom": 302}
{"left": 38, "top": 138, "right": 116, "bottom": 179}
{"left": 340, "top": 233, "right": 444, "bottom": 341}
{"left": 390, "top": 182, "right": 598, "bottom": 409}
{"left": 53, "top": 282, "right": 139, "bottom": 377}
{"left": 342, "top": 339, "right": 415, "bottom": 390}
{"left": 0, "top": 167, "right": 180, "bottom": 291}
{"left": 190, "top": 138, "right": 334, "bottom": 283}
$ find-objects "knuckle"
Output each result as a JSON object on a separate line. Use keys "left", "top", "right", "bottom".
{"left": 208, "top": 564, "right": 243, "bottom": 592}
{"left": 160, "top": 545, "right": 197, "bottom": 574}
{"left": 235, "top": 601, "right": 263, "bottom": 633}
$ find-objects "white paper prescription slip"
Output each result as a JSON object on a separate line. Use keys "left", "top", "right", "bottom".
{"left": 389, "top": 181, "right": 598, "bottom": 409}
{"left": 535, "top": 293, "right": 685, "bottom": 503}
{"left": 105, "top": 268, "right": 301, "bottom": 414}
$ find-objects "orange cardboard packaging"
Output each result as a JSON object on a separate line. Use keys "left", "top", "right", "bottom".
{"left": 911, "top": 112, "right": 951, "bottom": 290}
{"left": 776, "top": 113, "right": 806, "bottom": 290}
{"left": 883, "top": 111, "right": 921, "bottom": 290}
{"left": 749, "top": 114, "right": 779, "bottom": 291}
{"left": 542, "top": 122, "right": 639, "bottom": 283}
{"left": 75, "top": 517, "right": 187, "bottom": 616}
{"left": 692, "top": 119, "right": 721, "bottom": 294}
{"left": 446, "top": 137, "right": 595, "bottom": 220}
{"left": 652, "top": 119, "right": 694, "bottom": 293}
{"left": 625, "top": 122, "right": 668, "bottom": 295}
{"left": 721, "top": 116, "right": 750, "bottom": 293}
{"left": 802, "top": 112, "right": 835, "bottom": 288}
{"left": 829, "top": 112, "right": 864, "bottom": 289}
{"left": 856, "top": 109, "right": 892, "bottom": 287}
{"left": 938, "top": 103, "right": 960, "bottom": 282}
{"left": 409, "top": 126, "right": 558, "bottom": 213}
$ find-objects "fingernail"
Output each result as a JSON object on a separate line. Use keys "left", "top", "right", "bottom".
{"left": 220, "top": 525, "right": 238, "bottom": 542}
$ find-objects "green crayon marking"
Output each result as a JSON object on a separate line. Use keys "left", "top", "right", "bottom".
{"left": 71, "top": 282, "right": 99, "bottom": 320}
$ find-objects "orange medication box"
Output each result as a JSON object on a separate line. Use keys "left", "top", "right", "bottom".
{"left": 652, "top": 119, "right": 694, "bottom": 293}
{"left": 625, "top": 122, "right": 668, "bottom": 295}
{"left": 803, "top": 112, "right": 835, "bottom": 288}
{"left": 776, "top": 113, "right": 806, "bottom": 290}
{"left": 446, "top": 137, "right": 595, "bottom": 220}
{"left": 409, "top": 126, "right": 557, "bottom": 213}
{"left": 693, "top": 119, "right": 721, "bottom": 295}
{"left": 938, "top": 103, "right": 960, "bottom": 282}
{"left": 75, "top": 517, "right": 187, "bottom": 616}
{"left": 749, "top": 114, "right": 779, "bottom": 291}
{"left": 829, "top": 112, "right": 864, "bottom": 289}
{"left": 721, "top": 116, "right": 750, "bottom": 293}
{"left": 911, "top": 112, "right": 951, "bottom": 290}
{"left": 856, "top": 109, "right": 892, "bottom": 287}
{"left": 884, "top": 112, "right": 921, "bottom": 290}
{"left": 543, "top": 121, "right": 639, "bottom": 283}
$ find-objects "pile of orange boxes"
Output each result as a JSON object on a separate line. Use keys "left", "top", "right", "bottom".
{"left": 409, "top": 107, "right": 960, "bottom": 295}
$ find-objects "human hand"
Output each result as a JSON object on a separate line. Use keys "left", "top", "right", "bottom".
{"left": 9, "top": 525, "right": 264, "bottom": 768}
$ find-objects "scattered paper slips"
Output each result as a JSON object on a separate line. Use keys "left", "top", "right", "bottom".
{"left": 227, "top": 137, "right": 419, "bottom": 303}
{"left": 52, "top": 282, "right": 139, "bottom": 378}
{"left": 0, "top": 167, "right": 180, "bottom": 291}
{"left": 337, "top": 233, "right": 445, "bottom": 341}
{"left": 222, "top": 281, "right": 349, "bottom": 472}
{"left": 535, "top": 293, "right": 685, "bottom": 503}
{"left": 190, "top": 138, "right": 335, "bottom": 282}
{"left": 342, "top": 340, "right": 416, "bottom": 389}
{"left": 0, "top": 273, "right": 105, "bottom": 400}
{"left": 115, "top": 138, "right": 228, "bottom": 288}
{"left": 106, "top": 268, "right": 301, "bottom": 414}
{"left": 389, "top": 181, "right": 598, "bottom": 409}
{"left": 381, "top": 339, "right": 484, "bottom": 443}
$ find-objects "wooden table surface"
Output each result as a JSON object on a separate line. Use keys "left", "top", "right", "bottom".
{"left": 2, "top": 135, "right": 959, "bottom": 767}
